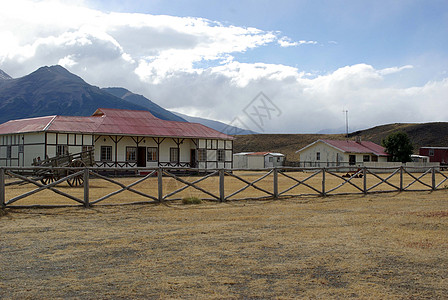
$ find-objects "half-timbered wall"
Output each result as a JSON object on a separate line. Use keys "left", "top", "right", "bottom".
{"left": 1, "top": 131, "right": 233, "bottom": 169}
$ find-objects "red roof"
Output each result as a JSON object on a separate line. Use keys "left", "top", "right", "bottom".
{"left": 298, "top": 139, "right": 388, "bottom": 156}
{"left": 0, "top": 108, "right": 233, "bottom": 140}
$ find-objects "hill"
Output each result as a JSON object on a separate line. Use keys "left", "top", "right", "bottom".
{"left": 0, "top": 66, "right": 181, "bottom": 124}
{"left": 234, "top": 122, "right": 448, "bottom": 161}
{"left": 172, "top": 111, "right": 257, "bottom": 135}
{"left": 102, "top": 87, "right": 186, "bottom": 122}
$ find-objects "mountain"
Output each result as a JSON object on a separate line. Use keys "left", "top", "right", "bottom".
{"left": 0, "top": 69, "right": 12, "bottom": 81}
{"left": 0, "top": 65, "right": 179, "bottom": 124}
{"left": 102, "top": 87, "right": 186, "bottom": 122}
{"left": 172, "top": 111, "right": 258, "bottom": 135}
{"left": 234, "top": 122, "right": 448, "bottom": 161}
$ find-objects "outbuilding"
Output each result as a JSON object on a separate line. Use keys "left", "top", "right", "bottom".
{"left": 419, "top": 147, "right": 448, "bottom": 166}
{"left": 296, "top": 139, "right": 388, "bottom": 167}
{"left": 233, "top": 152, "right": 285, "bottom": 169}
{"left": 0, "top": 108, "right": 233, "bottom": 169}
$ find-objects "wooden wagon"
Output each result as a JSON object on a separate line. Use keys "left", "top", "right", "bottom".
{"left": 32, "top": 150, "right": 95, "bottom": 186}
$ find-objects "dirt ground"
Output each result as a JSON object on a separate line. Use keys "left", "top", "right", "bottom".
{"left": 1, "top": 189, "right": 448, "bottom": 299}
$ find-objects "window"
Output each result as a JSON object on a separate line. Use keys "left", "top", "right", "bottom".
{"left": 277, "top": 157, "right": 282, "bottom": 162}
{"left": 316, "top": 152, "right": 321, "bottom": 161}
{"left": 170, "top": 147, "right": 179, "bottom": 163}
{"left": 217, "top": 149, "right": 225, "bottom": 162}
{"left": 56, "top": 145, "right": 68, "bottom": 156}
{"left": 363, "top": 155, "right": 370, "bottom": 162}
{"left": 147, "top": 147, "right": 158, "bottom": 162}
{"left": 429, "top": 149, "right": 434, "bottom": 156}
{"left": 349, "top": 155, "right": 356, "bottom": 165}
{"left": 6, "top": 146, "right": 11, "bottom": 159}
{"left": 198, "top": 149, "right": 207, "bottom": 162}
{"left": 101, "top": 146, "right": 112, "bottom": 161}
{"left": 126, "top": 147, "right": 137, "bottom": 161}
{"left": 269, "top": 157, "right": 273, "bottom": 162}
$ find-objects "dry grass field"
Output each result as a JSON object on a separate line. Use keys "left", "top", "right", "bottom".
{"left": 1, "top": 172, "right": 448, "bottom": 299}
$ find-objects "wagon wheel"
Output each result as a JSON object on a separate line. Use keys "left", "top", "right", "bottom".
{"left": 67, "top": 159, "right": 86, "bottom": 187}
{"left": 41, "top": 174, "right": 60, "bottom": 185}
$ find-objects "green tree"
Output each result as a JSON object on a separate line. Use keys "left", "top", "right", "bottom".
{"left": 382, "top": 132, "right": 414, "bottom": 163}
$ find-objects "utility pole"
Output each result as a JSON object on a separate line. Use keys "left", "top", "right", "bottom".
{"left": 343, "top": 109, "right": 349, "bottom": 138}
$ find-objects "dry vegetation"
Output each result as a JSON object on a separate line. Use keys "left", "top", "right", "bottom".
{"left": 1, "top": 173, "right": 448, "bottom": 299}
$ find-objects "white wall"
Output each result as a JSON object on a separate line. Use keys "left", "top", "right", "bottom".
{"left": 299, "top": 142, "right": 344, "bottom": 165}
{"left": 299, "top": 141, "right": 387, "bottom": 166}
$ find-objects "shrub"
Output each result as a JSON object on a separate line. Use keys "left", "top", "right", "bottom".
{"left": 182, "top": 196, "right": 202, "bottom": 205}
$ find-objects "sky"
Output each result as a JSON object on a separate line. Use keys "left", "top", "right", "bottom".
{"left": 1, "top": 0, "right": 447, "bottom": 133}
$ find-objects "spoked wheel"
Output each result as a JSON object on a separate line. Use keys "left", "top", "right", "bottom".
{"left": 67, "top": 160, "right": 86, "bottom": 187}
{"left": 41, "top": 175, "right": 59, "bottom": 185}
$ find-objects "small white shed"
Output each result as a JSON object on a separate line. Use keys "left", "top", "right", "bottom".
{"left": 233, "top": 152, "right": 285, "bottom": 169}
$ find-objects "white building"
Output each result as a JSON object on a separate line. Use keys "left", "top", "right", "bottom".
{"left": 296, "top": 139, "right": 389, "bottom": 167}
{"left": 0, "top": 108, "right": 233, "bottom": 169}
{"left": 233, "top": 152, "right": 285, "bottom": 169}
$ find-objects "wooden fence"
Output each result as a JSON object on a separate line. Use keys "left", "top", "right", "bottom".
{"left": 1, "top": 166, "right": 447, "bottom": 208}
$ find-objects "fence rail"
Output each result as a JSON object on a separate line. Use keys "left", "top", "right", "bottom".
{"left": 1, "top": 166, "right": 447, "bottom": 208}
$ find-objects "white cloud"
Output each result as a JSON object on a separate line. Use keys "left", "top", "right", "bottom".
{"left": 278, "top": 37, "right": 317, "bottom": 47}
{"left": 0, "top": 0, "right": 447, "bottom": 133}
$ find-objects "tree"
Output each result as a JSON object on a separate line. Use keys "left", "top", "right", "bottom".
{"left": 382, "top": 132, "right": 414, "bottom": 163}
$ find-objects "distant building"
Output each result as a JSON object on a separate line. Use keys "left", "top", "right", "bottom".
{"left": 296, "top": 138, "right": 389, "bottom": 167}
{"left": 419, "top": 147, "right": 448, "bottom": 165}
{"left": 233, "top": 152, "right": 285, "bottom": 169}
{"left": 0, "top": 108, "right": 233, "bottom": 169}
{"left": 410, "top": 155, "right": 430, "bottom": 163}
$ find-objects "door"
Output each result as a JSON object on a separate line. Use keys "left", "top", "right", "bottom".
{"left": 190, "top": 149, "right": 196, "bottom": 168}
{"left": 349, "top": 155, "right": 356, "bottom": 165}
{"left": 137, "top": 147, "right": 146, "bottom": 167}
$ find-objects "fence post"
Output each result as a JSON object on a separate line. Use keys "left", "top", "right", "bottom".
{"left": 363, "top": 167, "right": 367, "bottom": 194}
{"left": 0, "top": 168, "right": 5, "bottom": 209}
{"left": 219, "top": 169, "right": 225, "bottom": 202}
{"left": 432, "top": 167, "right": 436, "bottom": 190}
{"left": 399, "top": 166, "right": 404, "bottom": 191}
{"left": 83, "top": 168, "right": 90, "bottom": 208}
{"left": 273, "top": 168, "right": 278, "bottom": 199}
{"left": 321, "top": 168, "right": 326, "bottom": 196}
{"left": 158, "top": 168, "right": 163, "bottom": 202}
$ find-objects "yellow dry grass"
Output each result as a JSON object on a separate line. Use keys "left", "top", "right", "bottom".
{"left": 1, "top": 173, "right": 448, "bottom": 299}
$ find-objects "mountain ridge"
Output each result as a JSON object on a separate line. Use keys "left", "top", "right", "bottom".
{"left": 0, "top": 69, "right": 13, "bottom": 80}
{"left": 0, "top": 66, "right": 179, "bottom": 124}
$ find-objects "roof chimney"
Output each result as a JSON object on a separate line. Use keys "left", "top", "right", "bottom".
{"left": 355, "top": 136, "right": 362, "bottom": 144}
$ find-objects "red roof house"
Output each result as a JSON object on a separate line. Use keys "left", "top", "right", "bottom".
{"left": 296, "top": 139, "right": 389, "bottom": 167}
{"left": 0, "top": 108, "right": 233, "bottom": 169}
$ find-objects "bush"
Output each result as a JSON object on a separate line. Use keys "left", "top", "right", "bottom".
{"left": 182, "top": 196, "right": 202, "bottom": 205}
